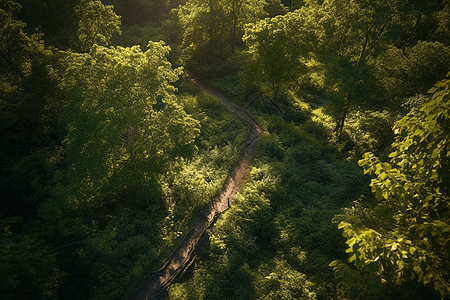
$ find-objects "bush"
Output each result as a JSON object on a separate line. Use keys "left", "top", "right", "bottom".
{"left": 287, "top": 140, "right": 321, "bottom": 165}
{"left": 258, "top": 133, "right": 285, "bottom": 161}
{"left": 344, "top": 110, "right": 397, "bottom": 158}
{"left": 253, "top": 259, "right": 317, "bottom": 300}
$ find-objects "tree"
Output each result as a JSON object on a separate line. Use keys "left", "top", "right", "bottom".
{"left": 242, "top": 10, "right": 307, "bottom": 100}
{"left": 18, "top": 0, "right": 121, "bottom": 52}
{"left": 389, "top": 0, "right": 447, "bottom": 50}
{"left": 433, "top": 0, "right": 450, "bottom": 45}
{"left": 74, "top": 0, "right": 121, "bottom": 52}
{"left": 176, "top": 0, "right": 225, "bottom": 70}
{"left": 242, "top": 0, "right": 394, "bottom": 130}
{"left": 108, "top": 0, "right": 170, "bottom": 26}
{"left": 377, "top": 41, "right": 450, "bottom": 102}
{"left": 239, "top": 0, "right": 450, "bottom": 138}
{"left": 0, "top": 0, "right": 44, "bottom": 80}
{"left": 226, "top": 0, "right": 268, "bottom": 53}
{"left": 331, "top": 74, "right": 450, "bottom": 299}
{"left": 0, "top": 0, "right": 67, "bottom": 217}
{"left": 177, "top": 0, "right": 267, "bottom": 73}
{"left": 313, "top": 0, "right": 398, "bottom": 136}
{"left": 0, "top": 217, "right": 63, "bottom": 300}
{"left": 17, "top": 0, "right": 77, "bottom": 49}
{"left": 57, "top": 42, "right": 200, "bottom": 213}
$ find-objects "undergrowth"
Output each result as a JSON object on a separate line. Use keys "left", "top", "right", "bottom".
{"left": 155, "top": 88, "right": 247, "bottom": 264}
{"left": 168, "top": 86, "right": 370, "bottom": 300}
{"left": 87, "top": 83, "right": 247, "bottom": 300}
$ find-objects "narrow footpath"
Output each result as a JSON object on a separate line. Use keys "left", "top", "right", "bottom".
{"left": 127, "top": 70, "right": 262, "bottom": 300}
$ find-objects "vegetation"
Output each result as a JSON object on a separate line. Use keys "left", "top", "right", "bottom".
{"left": 331, "top": 75, "right": 450, "bottom": 299}
{"left": 1, "top": 0, "right": 449, "bottom": 300}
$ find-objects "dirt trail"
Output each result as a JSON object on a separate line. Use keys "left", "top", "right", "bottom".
{"left": 127, "top": 71, "right": 262, "bottom": 300}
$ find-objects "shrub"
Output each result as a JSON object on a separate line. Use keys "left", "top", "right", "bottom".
{"left": 258, "top": 133, "right": 285, "bottom": 161}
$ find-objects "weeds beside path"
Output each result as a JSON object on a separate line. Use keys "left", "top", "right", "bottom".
{"left": 127, "top": 70, "right": 262, "bottom": 300}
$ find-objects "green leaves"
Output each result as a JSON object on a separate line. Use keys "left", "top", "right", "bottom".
{"left": 338, "top": 75, "right": 450, "bottom": 298}
{"left": 176, "top": 0, "right": 267, "bottom": 73}
{"left": 0, "top": 218, "right": 63, "bottom": 300}
{"left": 75, "top": 0, "right": 121, "bottom": 52}
{"left": 54, "top": 44, "right": 201, "bottom": 298}
{"left": 0, "top": 0, "right": 47, "bottom": 79}
{"left": 242, "top": 10, "right": 306, "bottom": 99}
{"left": 62, "top": 42, "right": 200, "bottom": 206}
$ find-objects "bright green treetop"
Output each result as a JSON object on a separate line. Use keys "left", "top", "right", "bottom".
{"left": 61, "top": 42, "right": 200, "bottom": 209}
{"left": 243, "top": 10, "right": 308, "bottom": 100}
{"left": 74, "top": 0, "right": 122, "bottom": 52}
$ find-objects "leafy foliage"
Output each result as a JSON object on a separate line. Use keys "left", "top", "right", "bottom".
{"left": 17, "top": 0, "right": 121, "bottom": 52}
{"left": 0, "top": 0, "right": 67, "bottom": 219}
{"left": 254, "top": 258, "right": 317, "bottom": 300}
{"left": 332, "top": 74, "right": 450, "bottom": 299}
{"left": 0, "top": 217, "right": 63, "bottom": 300}
{"left": 74, "top": 0, "right": 121, "bottom": 52}
{"left": 176, "top": 0, "right": 268, "bottom": 75}
{"left": 378, "top": 41, "right": 450, "bottom": 101}
{"left": 0, "top": 0, "right": 46, "bottom": 79}
{"left": 60, "top": 42, "right": 200, "bottom": 208}
{"left": 2, "top": 0, "right": 450, "bottom": 299}
{"left": 242, "top": 10, "right": 306, "bottom": 100}
{"left": 241, "top": 0, "right": 450, "bottom": 137}
{"left": 343, "top": 110, "right": 398, "bottom": 158}
{"left": 169, "top": 93, "right": 368, "bottom": 299}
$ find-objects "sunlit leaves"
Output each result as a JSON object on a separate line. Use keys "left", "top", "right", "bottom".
{"left": 242, "top": 10, "right": 307, "bottom": 98}
{"left": 0, "top": 0, "right": 46, "bottom": 80}
{"left": 74, "top": 0, "right": 121, "bottom": 52}
{"left": 336, "top": 74, "right": 450, "bottom": 298}
{"left": 62, "top": 42, "right": 200, "bottom": 206}
{"left": 255, "top": 259, "right": 317, "bottom": 300}
{"left": 167, "top": 164, "right": 277, "bottom": 300}
{"left": 242, "top": 0, "right": 394, "bottom": 132}
{"left": 176, "top": 0, "right": 267, "bottom": 71}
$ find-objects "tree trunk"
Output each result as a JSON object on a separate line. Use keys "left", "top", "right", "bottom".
{"left": 401, "top": 11, "right": 422, "bottom": 50}
{"left": 334, "top": 94, "right": 351, "bottom": 139}
{"left": 232, "top": 18, "right": 237, "bottom": 53}
{"left": 272, "top": 81, "right": 278, "bottom": 102}
{"left": 208, "top": 0, "right": 215, "bottom": 56}
{"left": 231, "top": 0, "right": 244, "bottom": 53}
{"left": 334, "top": 109, "right": 347, "bottom": 138}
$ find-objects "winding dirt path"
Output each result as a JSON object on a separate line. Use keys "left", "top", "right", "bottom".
{"left": 127, "top": 71, "right": 262, "bottom": 300}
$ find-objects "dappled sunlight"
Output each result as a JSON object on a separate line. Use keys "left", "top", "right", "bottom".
{"left": 2, "top": 0, "right": 449, "bottom": 299}
{"left": 129, "top": 65, "right": 261, "bottom": 300}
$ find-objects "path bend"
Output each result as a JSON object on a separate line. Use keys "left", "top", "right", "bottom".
{"left": 127, "top": 70, "right": 261, "bottom": 300}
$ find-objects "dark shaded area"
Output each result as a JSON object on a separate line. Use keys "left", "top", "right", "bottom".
{"left": 18, "top": 0, "right": 79, "bottom": 49}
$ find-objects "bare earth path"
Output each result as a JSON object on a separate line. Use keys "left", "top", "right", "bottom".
{"left": 127, "top": 70, "right": 262, "bottom": 300}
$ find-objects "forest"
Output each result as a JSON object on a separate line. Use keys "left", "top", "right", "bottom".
{"left": 0, "top": 0, "right": 449, "bottom": 299}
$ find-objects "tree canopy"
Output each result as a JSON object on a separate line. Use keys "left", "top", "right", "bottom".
{"left": 17, "top": 0, "right": 121, "bottom": 52}
{"left": 331, "top": 74, "right": 450, "bottom": 299}
{"left": 60, "top": 42, "right": 200, "bottom": 210}
{"left": 176, "top": 0, "right": 268, "bottom": 73}
{"left": 1, "top": 0, "right": 450, "bottom": 299}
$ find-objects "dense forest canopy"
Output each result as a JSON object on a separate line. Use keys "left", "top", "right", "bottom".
{"left": 0, "top": 0, "right": 449, "bottom": 299}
